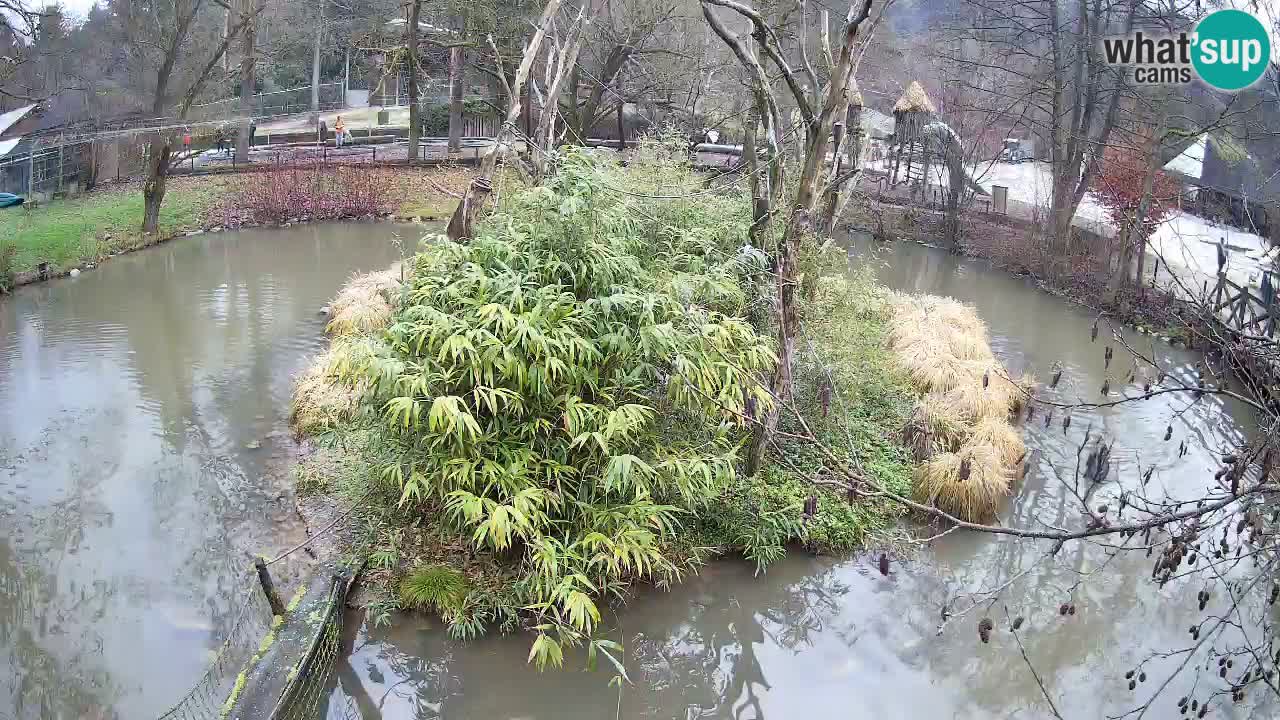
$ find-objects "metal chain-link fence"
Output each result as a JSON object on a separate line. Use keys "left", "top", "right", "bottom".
{"left": 266, "top": 573, "right": 355, "bottom": 720}
{"left": 154, "top": 586, "right": 275, "bottom": 720}
{"left": 0, "top": 138, "right": 93, "bottom": 199}
{"left": 188, "top": 83, "right": 348, "bottom": 124}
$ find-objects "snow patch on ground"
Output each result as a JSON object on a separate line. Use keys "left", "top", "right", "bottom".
{"left": 1150, "top": 213, "right": 1271, "bottom": 291}
{"left": 871, "top": 157, "right": 1275, "bottom": 291}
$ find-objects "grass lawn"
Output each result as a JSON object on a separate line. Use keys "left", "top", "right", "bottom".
{"left": 390, "top": 166, "right": 472, "bottom": 220}
{"left": 0, "top": 165, "right": 471, "bottom": 290}
{"left": 0, "top": 177, "right": 226, "bottom": 277}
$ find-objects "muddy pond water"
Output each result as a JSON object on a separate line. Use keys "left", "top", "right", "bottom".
{"left": 0, "top": 223, "right": 409, "bottom": 718}
{"left": 0, "top": 223, "right": 1268, "bottom": 720}
{"left": 318, "top": 235, "right": 1270, "bottom": 720}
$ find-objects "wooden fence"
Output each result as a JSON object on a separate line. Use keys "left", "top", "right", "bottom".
{"left": 1210, "top": 271, "right": 1278, "bottom": 338}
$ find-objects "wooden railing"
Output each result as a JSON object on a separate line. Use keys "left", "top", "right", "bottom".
{"left": 1210, "top": 271, "right": 1278, "bottom": 338}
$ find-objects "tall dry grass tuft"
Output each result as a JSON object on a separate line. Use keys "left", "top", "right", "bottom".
{"left": 327, "top": 268, "right": 401, "bottom": 337}
{"left": 969, "top": 416, "right": 1026, "bottom": 468}
{"left": 887, "top": 292, "right": 1032, "bottom": 521}
{"left": 293, "top": 264, "right": 404, "bottom": 431}
{"left": 914, "top": 444, "right": 1012, "bottom": 522}
{"left": 901, "top": 398, "right": 969, "bottom": 461}
{"left": 291, "top": 343, "right": 360, "bottom": 433}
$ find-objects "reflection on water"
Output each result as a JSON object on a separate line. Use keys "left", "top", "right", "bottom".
{"left": 0, "top": 223, "right": 408, "bottom": 718}
{"left": 325, "top": 236, "right": 1270, "bottom": 719}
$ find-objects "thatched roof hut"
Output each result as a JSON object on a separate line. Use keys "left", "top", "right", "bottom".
{"left": 890, "top": 79, "right": 931, "bottom": 165}
{"left": 893, "top": 81, "right": 936, "bottom": 114}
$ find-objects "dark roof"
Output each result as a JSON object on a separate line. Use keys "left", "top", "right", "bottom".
{"left": 1199, "top": 134, "right": 1280, "bottom": 205}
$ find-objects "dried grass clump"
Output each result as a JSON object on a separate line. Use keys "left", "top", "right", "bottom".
{"left": 290, "top": 347, "right": 359, "bottom": 433}
{"left": 899, "top": 350, "right": 980, "bottom": 394}
{"left": 938, "top": 369, "right": 1022, "bottom": 423}
{"left": 326, "top": 268, "right": 402, "bottom": 337}
{"left": 914, "top": 444, "right": 1012, "bottom": 522}
{"left": 893, "top": 81, "right": 937, "bottom": 114}
{"left": 887, "top": 292, "right": 1034, "bottom": 522}
{"left": 969, "top": 416, "right": 1026, "bottom": 468}
{"left": 902, "top": 398, "right": 969, "bottom": 461}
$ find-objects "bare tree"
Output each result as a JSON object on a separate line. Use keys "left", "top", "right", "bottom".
{"left": 561, "top": 0, "right": 688, "bottom": 144}
{"left": 701, "top": 0, "right": 875, "bottom": 475}
{"left": 235, "top": 0, "right": 258, "bottom": 162}
{"left": 0, "top": 3, "right": 58, "bottom": 105}
{"left": 446, "top": 0, "right": 564, "bottom": 242}
{"left": 127, "top": 0, "right": 264, "bottom": 233}
{"left": 310, "top": 0, "right": 326, "bottom": 111}
{"left": 943, "top": 0, "right": 1136, "bottom": 268}
{"left": 448, "top": 42, "right": 464, "bottom": 153}
{"left": 406, "top": 0, "right": 424, "bottom": 160}
{"left": 530, "top": 4, "right": 592, "bottom": 181}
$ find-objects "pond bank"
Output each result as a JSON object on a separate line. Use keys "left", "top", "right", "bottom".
{"left": 0, "top": 165, "right": 472, "bottom": 292}
{"left": 849, "top": 198, "right": 1280, "bottom": 415}
{"left": 845, "top": 196, "right": 1182, "bottom": 332}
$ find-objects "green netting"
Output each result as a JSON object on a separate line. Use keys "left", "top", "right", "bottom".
{"left": 267, "top": 573, "right": 354, "bottom": 720}
{"left": 155, "top": 584, "right": 274, "bottom": 720}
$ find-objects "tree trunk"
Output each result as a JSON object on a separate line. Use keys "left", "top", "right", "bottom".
{"left": 941, "top": 131, "right": 967, "bottom": 249}
{"left": 235, "top": 0, "right": 256, "bottom": 163}
{"left": 615, "top": 98, "right": 625, "bottom": 151}
{"left": 310, "top": 2, "right": 324, "bottom": 112}
{"left": 818, "top": 122, "right": 846, "bottom": 237}
{"left": 142, "top": 138, "right": 171, "bottom": 235}
{"left": 1134, "top": 234, "right": 1148, "bottom": 299}
{"left": 406, "top": 0, "right": 422, "bottom": 161}
{"left": 448, "top": 46, "right": 465, "bottom": 154}
{"left": 447, "top": 0, "right": 563, "bottom": 242}
{"left": 532, "top": 8, "right": 590, "bottom": 182}
{"left": 722, "top": 0, "right": 872, "bottom": 477}
{"left": 223, "top": 9, "right": 232, "bottom": 74}
{"left": 742, "top": 99, "right": 767, "bottom": 247}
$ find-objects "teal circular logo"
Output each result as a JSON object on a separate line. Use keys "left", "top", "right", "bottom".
{"left": 1193, "top": 9, "right": 1271, "bottom": 91}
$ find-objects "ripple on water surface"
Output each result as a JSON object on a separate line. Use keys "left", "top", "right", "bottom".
{"left": 0, "top": 222, "right": 410, "bottom": 719}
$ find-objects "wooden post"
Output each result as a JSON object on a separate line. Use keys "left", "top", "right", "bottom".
{"left": 255, "top": 557, "right": 286, "bottom": 616}
{"left": 1263, "top": 271, "right": 1276, "bottom": 337}
{"left": 616, "top": 96, "right": 626, "bottom": 151}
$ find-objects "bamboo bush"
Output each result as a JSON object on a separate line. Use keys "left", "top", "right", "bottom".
{"left": 295, "top": 146, "right": 923, "bottom": 668}
{"left": 333, "top": 149, "right": 776, "bottom": 666}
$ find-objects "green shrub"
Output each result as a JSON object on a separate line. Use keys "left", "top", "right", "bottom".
{"left": 0, "top": 240, "right": 15, "bottom": 292}
{"left": 338, "top": 149, "right": 774, "bottom": 666}
{"left": 313, "top": 146, "right": 918, "bottom": 669}
{"left": 399, "top": 565, "right": 468, "bottom": 613}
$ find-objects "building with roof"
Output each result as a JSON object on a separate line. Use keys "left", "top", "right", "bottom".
{"left": 1163, "top": 132, "right": 1279, "bottom": 239}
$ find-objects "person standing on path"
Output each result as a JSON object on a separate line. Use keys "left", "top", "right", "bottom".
{"left": 334, "top": 116, "right": 346, "bottom": 148}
